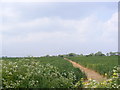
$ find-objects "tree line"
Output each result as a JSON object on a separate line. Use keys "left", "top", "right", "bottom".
{"left": 57, "top": 51, "right": 120, "bottom": 57}
{"left": 2, "top": 51, "right": 120, "bottom": 58}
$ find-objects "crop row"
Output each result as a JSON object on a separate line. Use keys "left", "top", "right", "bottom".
{"left": 2, "top": 57, "right": 86, "bottom": 88}
{"left": 68, "top": 56, "right": 118, "bottom": 77}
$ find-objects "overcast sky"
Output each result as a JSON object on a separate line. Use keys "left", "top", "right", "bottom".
{"left": 1, "top": 2, "right": 118, "bottom": 57}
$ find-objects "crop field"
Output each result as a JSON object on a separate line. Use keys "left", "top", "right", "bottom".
{"left": 2, "top": 57, "right": 86, "bottom": 88}
{"left": 1, "top": 56, "right": 120, "bottom": 88}
{"left": 68, "top": 56, "right": 118, "bottom": 77}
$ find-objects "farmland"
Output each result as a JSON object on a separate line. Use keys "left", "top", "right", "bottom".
{"left": 2, "top": 57, "right": 86, "bottom": 88}
{"left": 1, "top": 55, "right": 120, "bottom": 88}
{"left": 68, "top": 56, "right": 118, "bottom": 77}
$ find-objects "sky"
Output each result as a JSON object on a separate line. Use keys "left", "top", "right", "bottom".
{"left": 1, "top": 2, "right": 118, "bottom": 57}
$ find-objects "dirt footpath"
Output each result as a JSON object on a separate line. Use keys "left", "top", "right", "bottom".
{"left": 64, "top": 58, "right": 106, "bottom": 82}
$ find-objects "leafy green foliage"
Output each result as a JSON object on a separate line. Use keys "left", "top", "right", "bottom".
{"left": 82, "top": 65, "right": 120, "bottom": 88}
{"left": 68, "top": 56, "right": 118, "bottom": 77}
{"left": 2, "top": 56, "right": 119, "bottom": 88}
{"left": 2, "top": 57, "right": 86, "bottom": 88}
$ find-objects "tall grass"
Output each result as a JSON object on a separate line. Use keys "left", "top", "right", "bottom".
{"left": 68, "top": 56, "right": 118, "bottom": 77}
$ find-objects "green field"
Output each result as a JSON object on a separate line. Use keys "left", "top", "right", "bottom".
{"left": 68, "top": 56, "right": 118, "bottom": 77}
{"left": 1, "top": 56, "right": 120, "bottom": 88}
{"left": 2, "top": 57, "right": 86, "bottom": 88}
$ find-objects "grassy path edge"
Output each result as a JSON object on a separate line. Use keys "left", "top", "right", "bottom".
{"left": 64, "top": 58, "right": 107, "bottom": 82}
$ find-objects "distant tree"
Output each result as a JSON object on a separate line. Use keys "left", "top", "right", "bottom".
{"left": 109, "top": 52, "right": 112, "bottom": 56}
{"left": 68, "top": 53, "right": 76, "bottom": 57}
{"left": 109, "top": 52, "right": 116, "bottom": 56}
{"left": 95, "top": 51, "right": 105, "bottom": 56}
{"left": 2, "top": 56, "right": 7, "bottom": 58}
{"left": 86, "top": 55, "right": 90, "bottom": 57}
{"left": 110, "top": 52, "right": 113, "bottom": 56}
{"left": 45, "top": 55, "right": 50, "bottom": 57}
{"left": 79, "top": 54, "right": 84, "bottom": 56}
{"left": 58, "top": 55, "right": 64, "bottom": 57}
{"left": 52, "top": 55, "right": 56, "bottom": 57}
{"left": 101, "top": 54, "right": 105, "bottom": 56}
{"left": 106, "top": 53, "right": 109, "bottom": 56}
{"left": 89, "top": 53, "right": 94, "bottom": 56}
{"left": 95, "top": 51, "right": 101, "bottom": 56}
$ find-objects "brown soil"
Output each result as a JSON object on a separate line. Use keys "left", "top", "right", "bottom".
{"left": 64, "top": 58, "right": 106, "bottom": 82}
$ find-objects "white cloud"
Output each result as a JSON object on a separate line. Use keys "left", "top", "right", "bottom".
{"left": 100, "top": 12, "right": 118, "bottom": 43}
{"left": 0, "top": 7, "right": 21, "bottom": 32}
{"left": 3, "top": 32, "right": 68, "bottom": 43}
{"left": 3, "top": 16, "right": 97, "bottom": 43}
{"left": 0, "top": 7, "right": 20, "bottom": 18}
{"left": 2, "top": 12, "right": 118, "bottom": 45}
{"left": 104, "top": 12, "right": 118, "bottom": 32}
{"left": 2, "top": 15, "right": 96, "bottom": 33}
{"left": 1, "top": 2, "right": 118, "bottom": 56}
{"left": 2, "top": 11, "right": 118, "bottom": 56}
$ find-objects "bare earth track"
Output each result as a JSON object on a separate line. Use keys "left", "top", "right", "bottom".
{"left": 64, "top": 58, "right": 106, "bottom": 82}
